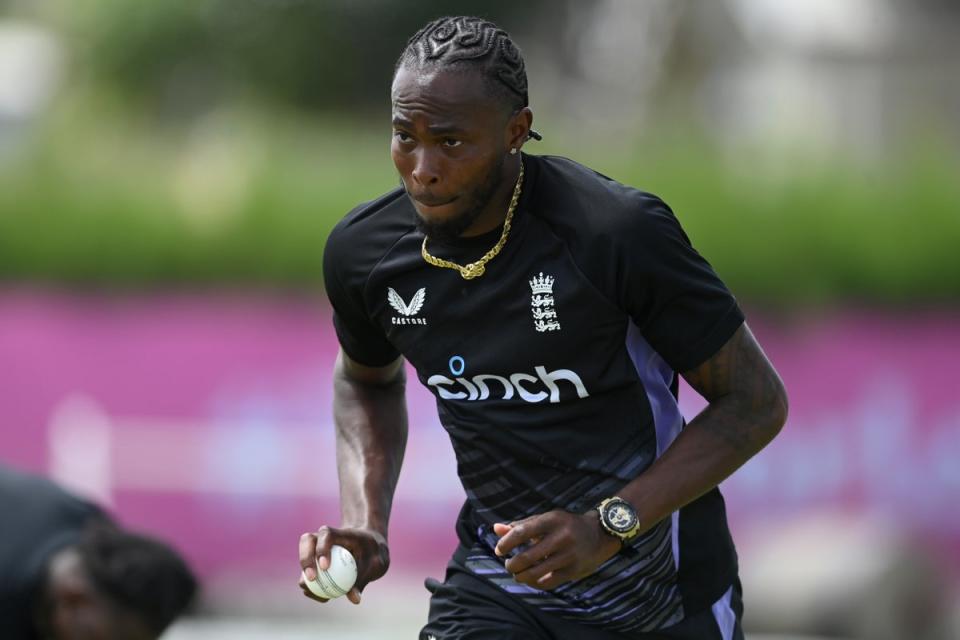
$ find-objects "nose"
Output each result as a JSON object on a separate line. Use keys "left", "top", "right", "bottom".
{"left": 411, "top": 149, "right": 441, "bottom": 187}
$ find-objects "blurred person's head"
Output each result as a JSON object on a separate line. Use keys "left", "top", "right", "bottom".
{"left": 392, "top": 16, "right": 535, "bottom": 243}
{"left": 34, "top": 524, "right": 197, "bottom": 640}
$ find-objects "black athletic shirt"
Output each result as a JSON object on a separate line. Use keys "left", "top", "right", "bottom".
{"left": 324, "top": 154, "right": 745, "bottom": 634}
{"left": 0, "top": 466, "right": 108, "bottom": 639}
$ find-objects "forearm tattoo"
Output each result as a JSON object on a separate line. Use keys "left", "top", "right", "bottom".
{"left": 682, "top": 324, "right": 788, "bottom": 453}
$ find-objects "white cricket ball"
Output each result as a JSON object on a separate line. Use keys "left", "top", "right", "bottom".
{"left": 302, "top": 545, "right": 357, "bottom": 600}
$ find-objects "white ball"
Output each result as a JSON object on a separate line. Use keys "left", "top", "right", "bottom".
{"left": 302, "top": 545, "right": 358, "bottom": 600}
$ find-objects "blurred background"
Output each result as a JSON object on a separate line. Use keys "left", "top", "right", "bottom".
{"left": 1, "top": 0, "right": 958, "bottom": 638}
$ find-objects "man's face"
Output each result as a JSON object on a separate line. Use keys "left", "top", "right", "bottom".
{"left": 44, "top": 590, "right": 154, "bottom": 640}
{"left": 391, "top": 65, "right": 513, "bottom": 241}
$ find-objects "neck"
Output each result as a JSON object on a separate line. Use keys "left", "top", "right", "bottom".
{"left": 459, "top": 155, "right": 522, "bottom": 238}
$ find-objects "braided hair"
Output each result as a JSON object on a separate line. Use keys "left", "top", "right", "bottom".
{"left": 76, "top": 524, "right": 197, "bottom": 635}
{"left": 397, "top": 16, "right": 532, "bottom": 116}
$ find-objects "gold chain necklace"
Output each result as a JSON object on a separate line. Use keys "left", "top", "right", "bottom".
{"left": 421, "top": 161, "right": 524, "bottom": 280}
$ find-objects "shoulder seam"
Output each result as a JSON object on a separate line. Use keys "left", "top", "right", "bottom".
{"left": 360, "top": 224, "right": 419, "bottom": 314}
{"left": 528, "top": 216, "right": 625, "bottom": 318}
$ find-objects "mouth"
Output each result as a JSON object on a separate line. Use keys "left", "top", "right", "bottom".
{"left": 412, "top": 194, "right": 458, "bottom": 208}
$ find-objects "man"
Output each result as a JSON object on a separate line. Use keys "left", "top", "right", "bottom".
{"left": 0, "top": 465, "right": 197, "bottom": 639}
{"left": 300, "top": 15, "right": 788, "bottom": 639}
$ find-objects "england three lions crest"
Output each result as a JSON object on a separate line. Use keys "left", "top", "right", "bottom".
{"left": 529, "top": 273, "right": 560, "bottom": 332}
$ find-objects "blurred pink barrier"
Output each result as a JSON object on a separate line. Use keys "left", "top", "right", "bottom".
{"left": 1, "top": 292, "right": 958, "bottom": 585}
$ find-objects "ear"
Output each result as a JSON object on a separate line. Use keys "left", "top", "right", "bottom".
{"left": 505, "top": 107, "right": 533, "bottom": 153}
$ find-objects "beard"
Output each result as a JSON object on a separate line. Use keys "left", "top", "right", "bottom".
{"left": 409, "top": 154, "right": 505, "bottom": 244}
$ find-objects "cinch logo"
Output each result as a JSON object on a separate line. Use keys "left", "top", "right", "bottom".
{"left": 388, "top": 287, "right": 427, "bottom": 325}
{"left": 427, "top": 356, "right": 589, "bottom": 404}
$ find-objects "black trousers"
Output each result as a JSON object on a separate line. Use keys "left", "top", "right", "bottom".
{"left": 420, "top": 555, "right": 744, "bottom": 640}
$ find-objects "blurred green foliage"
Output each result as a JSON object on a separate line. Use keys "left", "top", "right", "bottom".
{"left": 57, "top": 0, "right": 551, "bottom": 115}
{"left": 1, "top": 102, "right": 958, "bottom": 306}
{"left": 1, "top": 0, "right": 957, "bottom": 305}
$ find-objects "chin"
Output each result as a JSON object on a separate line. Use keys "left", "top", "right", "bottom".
{"left": 414, "top": 206, "right": 479, "bottom": 243}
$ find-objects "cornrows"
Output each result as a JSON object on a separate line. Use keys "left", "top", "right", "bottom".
{"left": 397, "top": 16, "right": 529, "bottom": 110}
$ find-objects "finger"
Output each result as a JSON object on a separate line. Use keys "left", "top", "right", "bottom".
{"left": 535, "top": 565, "right": 579, "bottom": 591}
{"left": 299, "top": 532, "right": 319, "bottom": 581}
{"left": 300, "top": 585, "right": 329, "bottom": 603}
{"left": 346, "top": 587, "right": 362, "bottom": 605}
{"left": 314, "top": 525, "right": 335, "bottom": 571}
{"left": 301, "top": 587, "right": 330, "bottom": 603}
{"left": 494, "top": 516, "right": 538, "bottom": 556}
{"left": 504, "top": 533, "right": 562, "bottom": 575}
{"left": 514, "top": 551, "right": 572, "bottom": 587}
{"left": 495, "top": 515, "right": 551, "bottom": 556}
{"left": 492, "top": 522, "right": 512, "bottom": 537}
{"left": 298, "top": 575, "right": 329, "bottom": 603}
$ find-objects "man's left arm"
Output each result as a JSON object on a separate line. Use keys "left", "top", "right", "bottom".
{"left": 495, "top": 322, "right": 788, "bottom": 589}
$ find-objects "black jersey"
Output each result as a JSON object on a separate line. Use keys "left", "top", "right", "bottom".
{"left": 324, "top": 154, "right": 745, "bottom": 634}
{"left": 0, "top": 467, "right": 108, "bottom": 639}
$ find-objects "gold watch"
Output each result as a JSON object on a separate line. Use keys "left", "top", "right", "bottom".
{"left": 596, "top": 496, "right": 641, "bottom": 543}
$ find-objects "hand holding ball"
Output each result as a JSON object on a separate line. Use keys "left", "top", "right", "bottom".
{"left": 303, "top": 545, "right": 358, "bottom": 600}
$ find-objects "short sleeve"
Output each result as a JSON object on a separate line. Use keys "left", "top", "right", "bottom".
{"left": 618, "top": 196, "right": 744, "bottom": 372}
{"left": 323, "top": 228, "right": 401, "bottom": 367}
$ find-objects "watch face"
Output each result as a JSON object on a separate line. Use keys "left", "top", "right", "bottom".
{"left": 605, "top": 501, "right": 637, "bottom": 533}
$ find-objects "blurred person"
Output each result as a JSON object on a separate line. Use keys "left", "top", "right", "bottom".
{"left": 300, "top": 15, "right": 788, "bottom": 639}
{"left": 0, "top": 465, "right": 197, "bottom": 640}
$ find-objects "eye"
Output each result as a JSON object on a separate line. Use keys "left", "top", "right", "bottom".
{"left": 394, "top": 131, "right": 414, "bottom": 144}
{"left": 442, "top": 138, "right": 462, "bottom": 148}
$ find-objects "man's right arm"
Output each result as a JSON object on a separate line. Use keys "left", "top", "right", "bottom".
{"left": 298, "top": 349, "right": 408, "bottom": 605}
